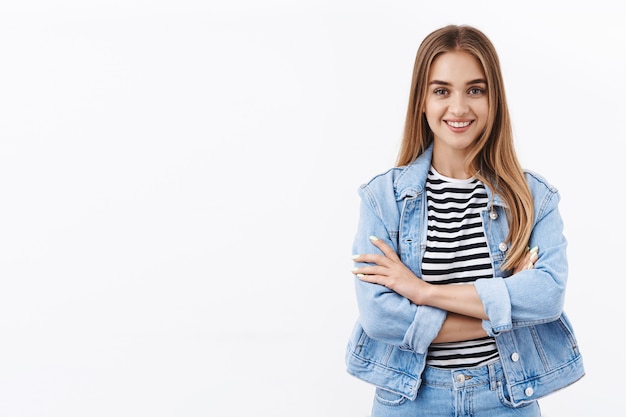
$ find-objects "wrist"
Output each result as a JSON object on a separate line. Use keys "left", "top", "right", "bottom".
{"left": 411, "top": 278, "right": 434, "bottom": 306}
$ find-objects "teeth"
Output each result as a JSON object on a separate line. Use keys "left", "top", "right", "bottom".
{"left": 447, "top": 121, "right": 471, "bottom": 128}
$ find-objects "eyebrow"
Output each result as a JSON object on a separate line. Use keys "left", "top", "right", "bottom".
{"left": 428, "top": 78, "right": 487, "bottom": 86}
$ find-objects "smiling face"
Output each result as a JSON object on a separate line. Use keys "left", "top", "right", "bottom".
{"left": 424, "top": 50, "right": 489, "bottom": 178}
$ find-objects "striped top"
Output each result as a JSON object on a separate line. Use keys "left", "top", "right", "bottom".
{"left": 422, "top": 167, "right": 499, "bottom": 369}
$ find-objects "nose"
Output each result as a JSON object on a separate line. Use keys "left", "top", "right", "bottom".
{"left": 449, "top": 93, "right": 469, "bottom": 116}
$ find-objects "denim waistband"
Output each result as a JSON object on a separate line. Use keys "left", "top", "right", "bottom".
{"left": 421, "top": 359, "right": 503, "bottom": 390}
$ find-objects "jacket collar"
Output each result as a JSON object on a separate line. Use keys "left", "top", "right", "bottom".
{"left": 394, "top": 143, "right": 433, "bottom": 200}
{"left": 394, "top": 143, "right": 506, "bottom": 208}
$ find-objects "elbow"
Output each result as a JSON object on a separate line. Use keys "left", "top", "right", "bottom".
{"left": 356, "top": 295, "right": 414, "bottom": 345}
{"left": 359, "top": 315, "right": 389, "bottom": 342}
{"left": 538, "top": 274, "right": 567, "bottom": 319}
{"left": 357, "top": 299, "right": 393, "bottom": 342}
{"left": 544, "top": 289, "right": 566, "bottom": 319}
{"left": 514, "top": 286, "right": 565, "bottom": 324}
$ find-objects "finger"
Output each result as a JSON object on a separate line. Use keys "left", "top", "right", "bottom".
{"left": 352, "top": 253, "right": 390, "bottom": 266}
{"left": 513, "top": 246, "right": 539, "bottom": 274}
{"left": 529, "top": 248, "right": 538, "bottom": 263}
{"left": 527, "top": 246, "right": 539, "bottom": 269}
{"left": 368, "top": 236, "right": 400, "bottom": 261}
{"left": 355, "top": 272, "right": 389, "bottom": 287}
{"left": 521, "top": 247, "right": 539, "bottom": 271}
{"left": 352, "top": 265, "right": 389, "bottom": 277}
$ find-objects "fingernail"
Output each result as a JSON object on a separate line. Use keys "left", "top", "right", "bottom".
{"left": 529, "top": 246, "right": 539, "bottom": 254}
{"left": 351, "top": 254, "right": 360, "bottom": 260}
{"left": 356, "top": 274, "right": 365, "bottom": 278}
{"left": 369, "top": 236, "right": 379, "bottom": 241}
{"left": 526, "top": 262, "right": 534, "bottom": 270}
{"left": 351, "top": 268, "right": 358, "bottom": 273}
{"left": 530, "top": 252, "right": 538, "bottom": 262}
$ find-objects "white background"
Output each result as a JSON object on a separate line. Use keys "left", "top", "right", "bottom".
{"left": 0, "top": 1, "right": 623, "bottom": 416}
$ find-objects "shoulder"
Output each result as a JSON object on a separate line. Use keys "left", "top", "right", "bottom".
{"left": 357, "top": 166, "right": 406, "bottom": 208}
{"left": 361, "top": 166, "right": 405, "bottom": 190}
{"left": 524, "top": 169, "right": 559, "bottom": 194}
{"left": 359, "top": 148, "right": 434, "bottom": 198}
{"left": 523, "top": 169, "right": 561, "bottom": 208}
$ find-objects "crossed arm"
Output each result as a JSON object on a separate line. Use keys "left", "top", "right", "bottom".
{"left": 351, "top": 236, "right": 538, "bottom": 343}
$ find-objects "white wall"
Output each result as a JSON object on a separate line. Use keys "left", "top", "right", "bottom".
{"left": 0, "top": 1, "right": 622, "bottom": 416}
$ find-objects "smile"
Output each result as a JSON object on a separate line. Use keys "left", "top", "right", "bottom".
{"left": 446, "top": 120, "right": 472, "bottom": 128}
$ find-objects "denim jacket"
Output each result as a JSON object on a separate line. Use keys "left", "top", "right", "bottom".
{"left": 345, "top": 144, "right": 584, "bottom": 406}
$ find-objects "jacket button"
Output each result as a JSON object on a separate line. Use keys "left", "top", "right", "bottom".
{"left": 490, "top": 211, "right": 498, "bottom": 220}
{"left": 498, "top": 242, "right": 508, "bottom": 252}
{"left": 525, "top": 387, "right": 534, "bottom": 397}
{"left": 511, "top": 352, "right": 519, "bottom": 362}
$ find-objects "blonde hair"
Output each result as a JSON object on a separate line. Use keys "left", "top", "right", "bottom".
{"left": 397, "top": 24, "right": 532, "bottom": 271}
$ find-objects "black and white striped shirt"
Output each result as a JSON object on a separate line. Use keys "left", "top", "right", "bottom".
{"left": 422, "top": 167, "right": 499, "bottom": 369}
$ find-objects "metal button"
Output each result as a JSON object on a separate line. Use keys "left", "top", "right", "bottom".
{"left": 490, "top": 211, "right": 498, "bottom": 220}
{"left": 525, "top": 387, "right": 534, "bottom": 397}
{"left": 498, "top": 242, "right": 508, "bottom": 252}
{"left": 511, "top": 352, "right": 519, "bottom": 362}
{"left": 456, "top": 374, "right": 465, "bottom": 383}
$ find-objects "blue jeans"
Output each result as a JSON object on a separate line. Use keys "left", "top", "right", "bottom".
{"left": 371, "top": 360, "right": 541, "bottom": 417}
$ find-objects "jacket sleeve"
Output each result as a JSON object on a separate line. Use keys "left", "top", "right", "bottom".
{"left": 352, "top": 183, "right": 446, "bottom": 353}
{"left": 475, "top": 177, "right": 568, "bottom": 336}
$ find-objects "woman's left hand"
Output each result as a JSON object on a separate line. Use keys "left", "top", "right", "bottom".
{"left": 351, "top": 236, "right": 430, "bottom": 303}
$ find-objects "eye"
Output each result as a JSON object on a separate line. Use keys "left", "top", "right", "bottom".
{"left": 468, "top": 87, "right": 485, "bottom": 96}
{"left": 433, "top": 88, "right": 448, "bottom": 97}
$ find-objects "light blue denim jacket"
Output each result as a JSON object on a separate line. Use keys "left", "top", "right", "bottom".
{"left": 346, "top": 144, "right": 584, "bottom": 406}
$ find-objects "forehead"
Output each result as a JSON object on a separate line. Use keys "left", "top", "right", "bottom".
{"left": 429, "top": 50, "right": 485, "bottom": 82}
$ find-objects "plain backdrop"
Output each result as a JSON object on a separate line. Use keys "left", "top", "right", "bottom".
{"left": 0, "top": 1, "right": 623, "bottom": 416}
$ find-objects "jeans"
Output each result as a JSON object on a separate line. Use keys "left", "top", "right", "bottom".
{"left": 371, "top": 360, "right": 541, "bottom": 417}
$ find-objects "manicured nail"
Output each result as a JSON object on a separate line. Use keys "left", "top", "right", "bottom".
{"left": 356, "top": 274, "right": 365, "bottom": 278}
{"left": 529, "top": 246, "right": 539, "bottom": 254}
{"left": 351, "top": 268, "right": 359, "bottom": 273}
{"left": 351, "top": 254, "right": 360, "bottom": 260}
{"left": 369, "top": 235, "right": 379, "bottom": 241}
{"left": 530, "top": 252, "right": 538, "bottom": 262}
{"left": 526, "top": 262, "right": 534, "bottom": 270}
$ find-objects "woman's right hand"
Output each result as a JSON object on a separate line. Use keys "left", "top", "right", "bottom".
{"left": 513, "top": 246, "right": 539, "bottom": 274}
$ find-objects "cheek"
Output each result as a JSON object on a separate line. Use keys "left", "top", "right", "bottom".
{"left": 424, "top": 98, "right": 446, "bottom": 116}
{"left": 423, "top": 111, "right": 435, "bottom": 128}
{"left": 476, "top": 101, "right": 489, "bottom": 118}
{"left": 423, "top": 107, "right": 443, "bottom": 127}
{"left": 422, "top": 103, "right": 437, "bottom": 122}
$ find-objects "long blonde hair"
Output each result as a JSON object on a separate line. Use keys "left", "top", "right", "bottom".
{"left": 397, "top": 24, "right": 533, "bottom": 271}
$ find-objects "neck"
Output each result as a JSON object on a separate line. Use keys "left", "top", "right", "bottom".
{"left": 431, "top": 144, "right": 476, "bottom": 179}
{"left": 431, "top": 160, "right": 475, "bottom": 179}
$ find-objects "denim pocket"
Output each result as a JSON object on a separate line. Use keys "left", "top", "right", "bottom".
{"left": 375, "top": 387, "right": 407, "bottom": 406}
{"left": 497, "top": 379, "right": 534, "bottom": 409}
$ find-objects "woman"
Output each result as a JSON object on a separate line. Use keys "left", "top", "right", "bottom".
{"left": 346, "top": 24, "right": 584, "bottom": 416}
